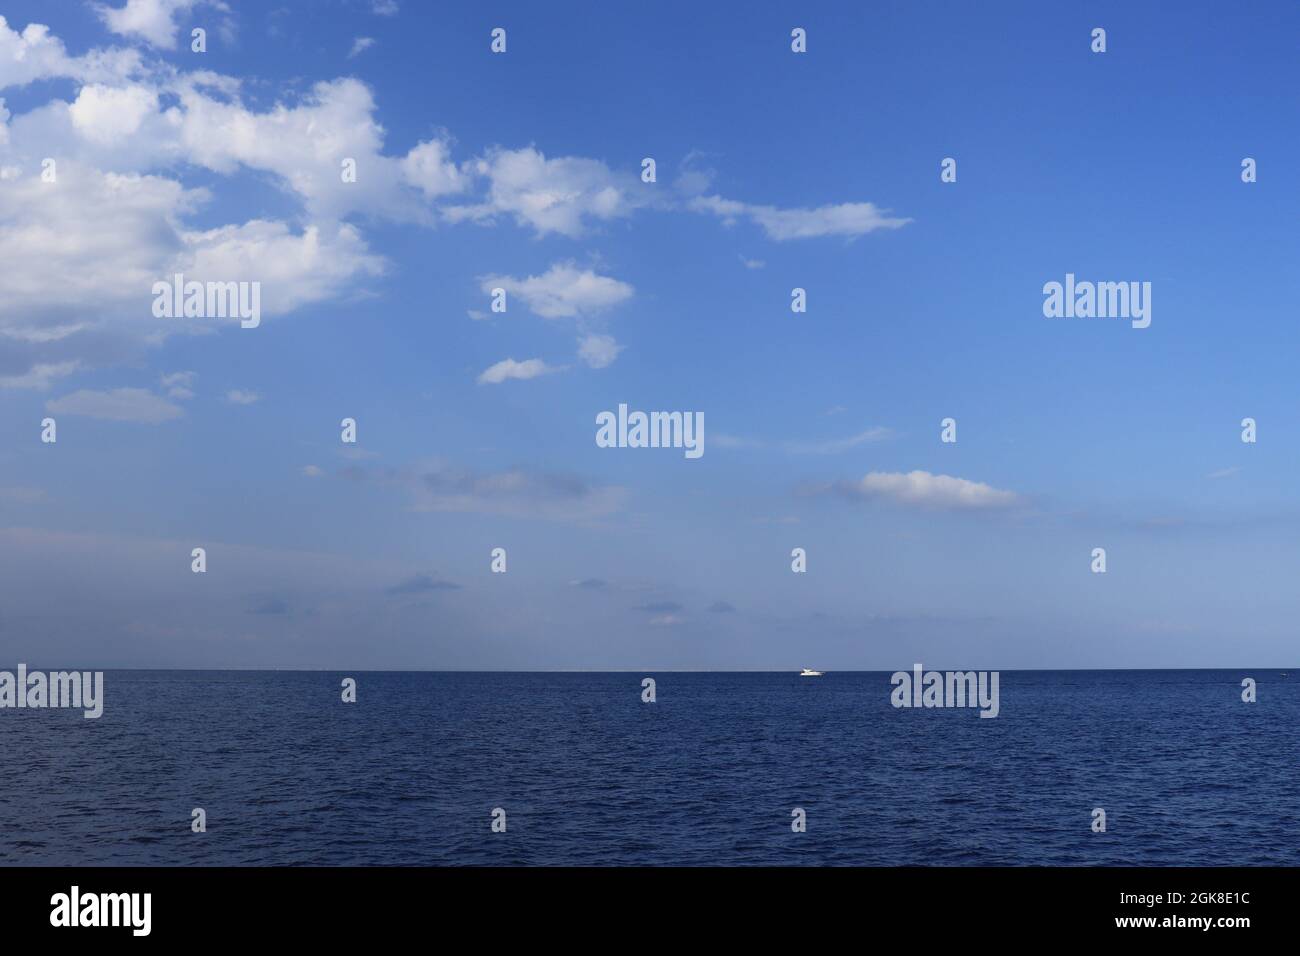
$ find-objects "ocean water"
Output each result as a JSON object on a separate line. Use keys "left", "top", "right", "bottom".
{"left": 1, "top": 670, "right": 1295, "bottom": 866}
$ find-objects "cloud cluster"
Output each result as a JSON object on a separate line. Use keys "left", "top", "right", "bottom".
{"left": 0, "top": 10, "right": 908, "bottom": 397}
{"left": 477, "top": 262, "right": 634, "bottom": 382}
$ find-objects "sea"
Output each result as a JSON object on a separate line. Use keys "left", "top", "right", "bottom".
{"left": 1, "top": 670, "right": 1295, "bottom": 866}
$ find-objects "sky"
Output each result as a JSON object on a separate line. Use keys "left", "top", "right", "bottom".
{"left": 1, "top": 0, "right": 1297, "bottom": 670}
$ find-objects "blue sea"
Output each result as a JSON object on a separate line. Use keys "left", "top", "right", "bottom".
{"left": 1, "top": 670, "right": 1295, "bottom": 866}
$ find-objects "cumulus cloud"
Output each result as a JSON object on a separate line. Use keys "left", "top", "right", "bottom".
{"left": 0, "top": 13, "right": 905, "bottom": 393}
{"left": 46, "top": 387, "right": 183, "bottom": 423}
{"left": 480, "top": 262, "right": 632, "bottom": 319}
{"left": 68, "top": 83, "right": 157, "bottom": 144}
{"left": 0, "top": 16, "right": 143, "bottom": 88}
{"left": 225, "top": 389, "right": 259, "bottom": 404}
{"left": 94, "top": 0, "right": 222, "bottom": 51}
{"left": 447, "top": 147, "right": 640, "bottom": 237}
{"left": 577, "top": 333, "right": 623, "bottom": 369}
{"left": 827, "top": 470, "right": 1018, "bottom": 510}
{"left": 400, "top": 138, "right": 467, "bottom": 199}
{"left": 690, "top": 194, "right": 911, "bottom": 240}
{"left": 0, "top": 160, "right": 381, "bottom": 388}
{"left": 476, "top": 357, "right": 561, "bottom": 385}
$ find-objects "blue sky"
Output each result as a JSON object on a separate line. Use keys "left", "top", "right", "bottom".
{"left": 1, "top": 0, "right": 1297, "bottom": 669}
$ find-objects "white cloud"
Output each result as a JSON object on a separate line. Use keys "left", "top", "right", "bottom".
{"left": 181, "top": 219, "right": 385, "bottom": 316}
{"left": 68, "top": 83, "right": 158, "bottom": 145}
{"left": 788, "top": 427, "right": 891, "bottom": 454}
{"left": 715, "top": 426, "right": 890, "bottom": 454}
{"left": 400, "top": 138, "right": 467, "bottom": 199}
{"left": 348, "top": 37, "right": 376, "bottom": 59}
{"left": 447, "top": 147, "right": 639, "bottom": 237}
{"left": 302, "top": 464, "right": 323, "bottom": 477}
{"left": 833, "top": 470, "right": 1018, "bottom": 510}
{"left": 1, "top": 14, "right": 907, "bottom": 394}
{"left": 691, "top": 194, "right": 911, "bottom": 240}
{"left": 480, "top": 262, "right": 632, "bottom": 319}
{"left": 372, "top": 0, "right": 399, "bottom": 15}
{"left": 225, "top": 388, "right": 259, "bottom": 404}
{"left": 174, "top": 78, "right": 409, "bottom": 221}
{"left": 46, "top": 387, "right": 183, "bottom": 423}
{"left": 94, "top": 0, "right": 219, "bottom": 50}
{"left": 160, "top": 370, "right": 194, "bottom": 398}
{"left": 0, "top": 16, "right": 143, "bottom": 88}
{"left": 0, "top": 161, "right": 384, "bottom": 386}
{"left": 476, "top": 358, "right": 561, "bottom": 385}
{"left": 577, "top": 333, "right": 622, "bottom": 369}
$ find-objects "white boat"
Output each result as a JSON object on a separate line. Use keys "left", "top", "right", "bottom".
{"left": 799, "top": 668, "right": 824, "bottom": 677}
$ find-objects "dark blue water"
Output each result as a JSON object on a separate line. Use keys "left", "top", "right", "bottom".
{"left": 1, "top": 670, "right": 1295, "bottom": 865}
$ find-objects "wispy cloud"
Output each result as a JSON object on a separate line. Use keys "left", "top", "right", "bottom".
{"left": 46, "top": 387, "right": 183, "bottom": 424}
{"left": 246, "top": 596, "right": 290, "bottom": 616}
{"left": 1206, "top": 467, "right": 1240, "bottom": 480}
{"left": 369, "top": 460, "right": 630, "bottom": 521}
{"left": 385, "top": 574, "right": 460, "bottom": 595}
{"left": 160, "top": 371, "right": 195, "bottom": 399}
{"left": 348, "top": 37, "right": 376, "bottom": 59}
{"left": 820, "top": 470, "right": 1019, "bottom": 510}
{"left": 0, "top": 485, "right": 47, "bottom": 504}
{"left": 690, "top": 195, "right": 911, "bottom": 241}
{"left": 715, "top": 426, "right": 891, "bottom": 454}
{"left": 634, "top": 600, "right": 683, "bottom": 615}
{"left": 477, "top": 357, "right": 562, "bottom": 385}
